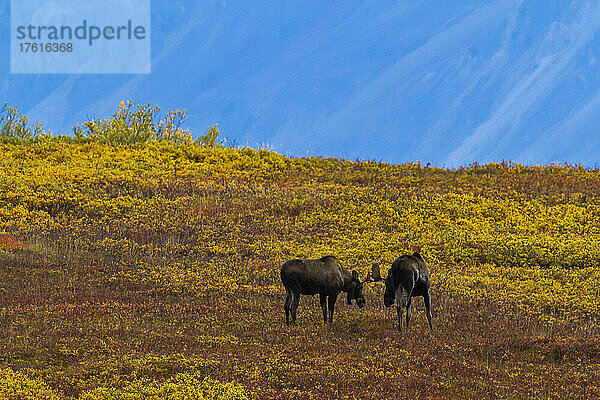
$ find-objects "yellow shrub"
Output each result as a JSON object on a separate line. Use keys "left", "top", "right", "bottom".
{"left": 80, "top": 375, "right": 248, "bottom": 400}
{"left": 0, "top": 368, "right": 61, "bottom": 400}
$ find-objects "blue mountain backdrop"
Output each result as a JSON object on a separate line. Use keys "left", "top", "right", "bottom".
{"left": 2, "top": 0, "right": 600, "bottom": 166}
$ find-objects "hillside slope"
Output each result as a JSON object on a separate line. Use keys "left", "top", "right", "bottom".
{"left": 1, "top": 142, "right": 600, "bottom": 398}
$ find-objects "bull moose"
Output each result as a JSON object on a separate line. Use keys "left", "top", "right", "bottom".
{"left": 280, "top": 256, "right": 371, "bottom": 325}
{"left": 371, "top": 252, "right": 433, "bottom": 331}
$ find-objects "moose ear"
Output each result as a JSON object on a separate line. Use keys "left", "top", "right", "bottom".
{"left": 351, "top": 270, "right": 358, "bottom": 280}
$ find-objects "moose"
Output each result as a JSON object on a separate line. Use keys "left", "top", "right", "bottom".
{"left": 280, "top": 255, "right": 371, "bottom": 325}
{"left": 371, "top": 252, "right": 433, "bottom": 331}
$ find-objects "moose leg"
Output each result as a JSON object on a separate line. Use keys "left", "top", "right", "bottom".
{"left": 395, "top": 287, "right": 406, "bottom": 331}
{"left": 319, "top": 294, "right": 328, "bottom": 324}
{"left": 405, "top": 297, "right": 413, "bottom": 329}
{"left": 327, "top": 293, "right": 338, "bottom": 324}
{"left": 424, "top": 289, "right": 433, "bottom": 331}
{"left": 290, "top": 293, "right": 300, "bottom": 324}
{"left": 402, "top": 275, "right": 416, "bottom": 330}
{"left": 396, "top": 302, "right": 404, "bottom": 331}
{"left": 284, "top": 289, "right": 292, "bottom": 325}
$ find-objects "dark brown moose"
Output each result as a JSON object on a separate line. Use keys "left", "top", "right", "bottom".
{"left": 280, "top": 256, "right": 371, "bottom": 325}
{"left": 371, "top": 252, "right": 433, "bottom": 331}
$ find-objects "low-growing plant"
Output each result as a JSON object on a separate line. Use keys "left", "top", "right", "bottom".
{"left": 80, "top": 375, "right": 248, "bottom": 400}
{"left": 1, "top": 119, "right": 600, "bottom": 399}
{"left": 0, "top": 368, "right": 62, "bottom": 399}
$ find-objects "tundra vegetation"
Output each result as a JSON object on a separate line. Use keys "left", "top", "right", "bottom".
{"left": 0, "top": 102, "right": 600, "bottom": 398}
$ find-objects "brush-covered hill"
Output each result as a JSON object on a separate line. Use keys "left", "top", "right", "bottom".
{"left": 0, "top": 104, "right": 599, "bottom": 398}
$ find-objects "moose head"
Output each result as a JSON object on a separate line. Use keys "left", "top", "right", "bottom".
{"left": 346, "top": 270, "right": 374, "bottom": 308}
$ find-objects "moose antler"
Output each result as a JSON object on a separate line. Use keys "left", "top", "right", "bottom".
{"left": 362, "top": 263, "right": 384, "bottom": 283}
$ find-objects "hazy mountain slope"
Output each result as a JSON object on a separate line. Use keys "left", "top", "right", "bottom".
{"left": 2, "top": 1, "right": 600, "bottom": 165}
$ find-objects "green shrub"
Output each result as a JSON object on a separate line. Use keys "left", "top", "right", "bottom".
{"left": 72, "top": 100, "right": 193, "bottom": 145}
{"left": 197, "top": 124, "right": 224, "bottom": 148}
{"left": 0, "top": 103, "right": 46, "bottom": 144}
{"left": 0, "top": 101, "right": 224, "bottom": 147}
